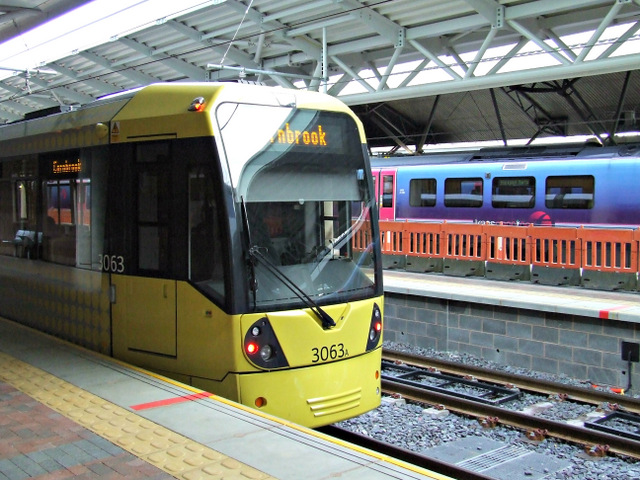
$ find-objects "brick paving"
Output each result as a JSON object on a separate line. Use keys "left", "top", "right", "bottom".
{"left": 0, "top": 382, "right": 174, "bottom": 480}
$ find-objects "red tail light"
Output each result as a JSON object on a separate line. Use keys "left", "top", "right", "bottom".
{"left": 366, "top": 303, "right": 382, "bottom": 351}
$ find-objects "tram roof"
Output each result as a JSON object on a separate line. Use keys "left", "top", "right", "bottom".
{"left": 1, "top": 1, "right": 640, "bottom": 150}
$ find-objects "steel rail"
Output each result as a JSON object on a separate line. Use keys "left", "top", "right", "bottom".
{"left": 382, "top": 377, "right": 640, "bottom": 459}
{"left": 383, "top": 349, "right": 640, "bottom": 414}
{"left": 318, "top": 425, "right": 495, "bottom": 480}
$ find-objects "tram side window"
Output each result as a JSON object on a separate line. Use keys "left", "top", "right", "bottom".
{"left": 189, "top": 168, "right": 225, "bottom": 301}
{"left": 42, "top": 151, "right": 91, "bottom": 267}
{"left": 136, "top": 143, "right": 171, "bottom": 273}
{"left": 492, "top": 177, "right": 535, "bottom": 208}
{"left": 444, "top": 177, "right": 483, "bottom": 207}
{"left": 545, "top": 175, "right": 594, "bottom": 209}
{"left": 409, "top": 178, "right": 437, "bottom": 207}
{"left": 0, "top": 180, "right": 12, "bottom": 256}
{"left": 0, "top": 179, "right": 39, "bottom": 258}
{"left": 0, "top": 156, "right": 39, "bottom": 258}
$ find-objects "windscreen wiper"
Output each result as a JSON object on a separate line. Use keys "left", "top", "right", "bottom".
{"left": 249, "top": 246, "right": 336, "bottom": 330}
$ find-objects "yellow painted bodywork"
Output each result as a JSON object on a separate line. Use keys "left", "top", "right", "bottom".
{"left": 110, "top": 83, "right": 368, "bottom": 144}
{"left": 0, "top": 82, "right": 380, "bottom": 427}
{"left": 239, "top": 348, "right": 382, "bottom": 428}
{"left": 110, "top": 272, "right": 383, "bottom": 425}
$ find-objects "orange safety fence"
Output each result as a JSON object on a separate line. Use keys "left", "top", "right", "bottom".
{"left": 528, "top": 225, "right": 580, "bottom": 269}
{"left": 441, "top": 222, "right": 485, "bottom": 261}
{"left": 351, "top": 220, "right": 373, "bottom": 252}
{"left": 353, "top": 220, "right": 640, "bottom": 284}
{"left": 636, "top": 228, "right": 640, "bottom": 273}
{"left": 484, "top": 223, "right": 530, "bottom": 266}
{"left": 378, "top": 220, "right": 404, "bottom": 256}
{"left": 403, "top": 221, "right": 442, "bottom": 258}
{"left": 579, "top": 227, "right": 638, "bottom": 274}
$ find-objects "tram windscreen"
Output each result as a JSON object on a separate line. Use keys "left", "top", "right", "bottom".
{"left": 216, "top": 103, "right": 378, "bottom": 309}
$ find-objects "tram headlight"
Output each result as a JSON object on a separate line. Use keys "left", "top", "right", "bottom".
{"left": 365, "top": 303, "right": 382, "bottom": 351}
{"left": 259, "top": 344, "right": 273, "bottom": 361}
{"left": 243, "top": 317, "right": 289, "bottom": 369}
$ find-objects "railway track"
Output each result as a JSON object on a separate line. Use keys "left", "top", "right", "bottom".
{"left": 381, "top": 350, "right": 640, "bottom": 459}
{"left": 318, "top": 424, "right": 496, "bottom": 480}
{"left": 383, "top": 349, "right": 640, "bottom": 414}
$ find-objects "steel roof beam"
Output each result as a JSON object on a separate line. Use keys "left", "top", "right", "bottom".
{"left": 43, "top": 63, "right": 121, "bottom": 97}
{"left": 78, "top": 52, "right": 161, "bottom": 86}
{"left": 507, "top": 19, "right": 571, "bottom": 66}
{"left": 417, "top": 95, "right": 440, "bottom": 152}
{"left": 369, "top": 110, "right": 414, "bottom": 154}
{"left": 330, "top": 55, "right": 375, "bottom": 93}
{"left": 327, "top": 72, "right": 350, "bottom": 96}
{"left": 574, "top": 0, "right": 626, "bottom": 62}
{"left": 117, "top": 37, "right": 206, "bottom": 80}
{"left": 377, "top": 46, "right": 403, "bottom": 91}
{"left": 262, "top": 0, "right": 334, "bottom": 23}
{"left": 398, "top": 58, "right": 430, "bottom": 89}
{"left": 597, "top": 19, "right": 640, "bottom": 59}
{"left": 223, "top": 0, "right": 322, "bottom": 61}
{"left": 334, "top": 0, "right": 405, "bottom": 47}
{"left": 542, "top": 29, "right": 578, "bottom": 62}
{"left": 486, "top": 37, "right": 529, "bottom": 75}
{"left": 341, "top": 52, "right": 640, "bottom": 105}
{"left": 465, "top": 27, "right": 498, "bottom": 78}
{"left": 463, "top": 0, "right": 505, "bottom": 28}
{"left": 408, "top": 40, "right": 462, "bottom": 82}
{"left": 0, "top": 100, "right": 33, "bottom": 118}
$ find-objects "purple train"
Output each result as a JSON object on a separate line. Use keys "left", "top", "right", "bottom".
{"left": 371, "top": 143, "right": 640, "bottom": 228}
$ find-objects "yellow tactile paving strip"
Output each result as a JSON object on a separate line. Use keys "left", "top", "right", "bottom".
{"left": 0, "top": 352, "right": 277, "bottom": 480}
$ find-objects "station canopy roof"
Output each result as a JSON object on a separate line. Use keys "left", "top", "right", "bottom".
{"left": 2, "top": 0, "right": 640, "bottom": 152}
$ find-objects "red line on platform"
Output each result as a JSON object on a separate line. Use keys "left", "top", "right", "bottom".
{"left": 599, "top": 305, "right": 630, "bottom": 320}
{"left": 130, "top": 391, "right": 212, "bottom": 410}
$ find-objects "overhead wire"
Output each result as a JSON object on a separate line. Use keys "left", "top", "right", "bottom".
{"left": 0, "top": 0, "right": 639, "bottom": 128}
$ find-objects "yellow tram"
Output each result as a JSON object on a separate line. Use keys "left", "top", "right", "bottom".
{"left": 0, "top": 83, "right": 383, "bottom": 427}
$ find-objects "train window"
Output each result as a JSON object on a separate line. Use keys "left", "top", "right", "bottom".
{"left": 444, "top": 178, "right": 483, "bottom": 207}
{"left": 492, "top": 177, "right": 535, "bottom": 208}
{"left": 409, "top": 178, "right": 436, "bottom": 207}
{"left": 545, "top": 175, "right": 594, "bottom": 209}
{"left": 382, "top": 175, "right": 394, "bottom": 208}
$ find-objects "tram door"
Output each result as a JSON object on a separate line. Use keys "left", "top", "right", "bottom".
{"left": 373, "top": 168, "right": 396, "bottom": 221}
{"left": 111, "top": 142, "right": 177, "bottom": 358}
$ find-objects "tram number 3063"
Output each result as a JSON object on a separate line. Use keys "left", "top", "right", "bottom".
{"left": 98, "top": 254, "right": 125, "bottom": 273}
{"left": 311, "top": 343, "right": 349, "bottom": 363}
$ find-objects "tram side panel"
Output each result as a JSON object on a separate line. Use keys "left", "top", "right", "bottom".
{"left": 0, "top": 148, "right": 112, "bottom": 354}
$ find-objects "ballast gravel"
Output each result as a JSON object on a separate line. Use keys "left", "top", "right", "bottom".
{"left": 337, "top": 341, "right": 640, "bottom": 480}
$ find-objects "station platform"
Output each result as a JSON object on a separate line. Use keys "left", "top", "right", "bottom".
{"left": 0, "top": 317, "right": 447, "bottom": 480}
{"left": 383, "top": 270, "right": 640, "bottom": 324}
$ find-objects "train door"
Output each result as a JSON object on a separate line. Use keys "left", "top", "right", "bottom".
{"left": 374, "top": 168, "right": 396, "bottom": 220}
{"left": 111, "top": 142, "right": 177, "bottom": 358}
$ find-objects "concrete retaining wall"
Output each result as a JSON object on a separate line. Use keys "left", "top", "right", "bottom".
{"left": 384, "top": 292, "right": 640, "bottom": 393}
